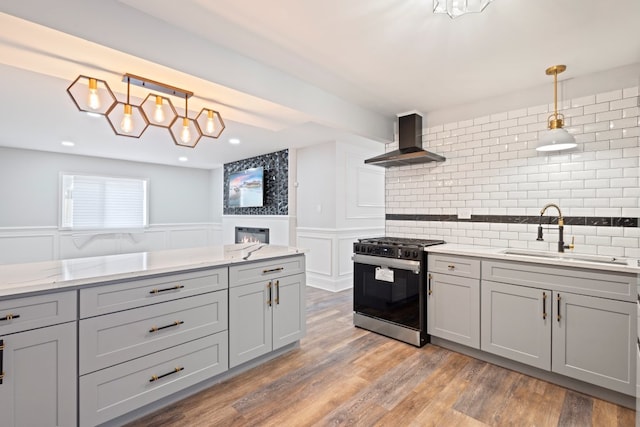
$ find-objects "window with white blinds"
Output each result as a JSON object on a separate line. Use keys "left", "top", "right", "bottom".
{"left": 60, "top": 174, "right": 148, "bottom": 230}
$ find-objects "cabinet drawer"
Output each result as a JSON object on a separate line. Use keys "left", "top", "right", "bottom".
{"left": 80, "top": 267, "right": 228, "bottom": 318}
{"left": 428, "top": 254, "right": 480, "bottom": 278}
{"left": 79, "top": 331, "right": 228, "bottom": 427}
{"left": 79, "top": 290, "right": 227, "bottom": 374}
{"left": 229, "top": 255, "right": 305, "bottom": 287}
{"left": 482, "top": 259, "right": 636, "bottom": 302}
{"left": 0, "top": 291, "right": 76, "bottom": 335}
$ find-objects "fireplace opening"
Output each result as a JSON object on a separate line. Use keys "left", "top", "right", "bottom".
{"left": 235, "top": 227, "right": 270, "bottom": 244}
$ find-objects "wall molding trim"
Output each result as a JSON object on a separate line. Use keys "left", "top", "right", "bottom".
{"left": 297, "top": 226, "right": 383, "bottom": 292}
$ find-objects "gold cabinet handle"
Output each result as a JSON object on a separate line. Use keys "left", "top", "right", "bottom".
{"left": 267, "top": 282, "right": 272, "bottom": 307}
{"left": 0, "top": 313, "right": 20, "bottom": 322}
{"left": 149, "top": 320, "right": 184, "bottom": 333}
{"left": 447, "top": 264, "right": 455, "bottom": 270}
{"left": 263, "top": 267, "right": 284, "bottom": 274}
{"left": 542, "top": 292, "right": 547, "bottom": 320}
{"left": 556, "top": 294, "right": 561, "bottom": 322}
{"left": 149, "top": 284, "right": 184, "bottom": 295}
{"left": 149, "top": 366, "right": 184, "bottom": 382}
{"left": 428, "top": 274, "right": 433, "bottom": 295}
{"left": 275, "top": 280, "right": 280, "bottom": 305}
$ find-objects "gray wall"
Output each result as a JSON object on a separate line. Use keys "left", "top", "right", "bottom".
{"left": 0, "top": 147, "right": 214, "bottom": 227}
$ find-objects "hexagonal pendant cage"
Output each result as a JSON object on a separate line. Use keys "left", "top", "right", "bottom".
{"left": 169, "top": 116, "right": 202, "bottom": 147}
{"left": 195, "top": 108, "right": 225, "bottom": 138}
{"left": 140, "top": 94, "right": 178, "bottom": 128}
{"left": 106, "top": 102, "right": 149, "bottom": 138}
{"left": 67, "top": 75, "right": 117, "bottom": 115}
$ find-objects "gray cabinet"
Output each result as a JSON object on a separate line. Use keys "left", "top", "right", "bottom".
{"left": 229, "top": 255, "right": 306, "bottom": 368}
{"left": 553, "top": 292, "right": 635, "bottom": 395}
{"left": 427, "top": 254, "right": 480, "bottom": 349}
{"left": 0, "top": 322, "right": 77, "bottom": 427}
{"left": 230, "top": 273, "right": 305, "bottom": 368}
{"left": 480, "top": 259, "right": 637, "bottom": 396}
{"left": 428, "top": 272, "right": 480, "bottom": 348}
{"left": 229, "top": 280, "right": 272, "bottom": 366}
{"left": 79, "top": 268, "right": 230, "bottom": 425}
{"left": 481, "top": 280, "right": 551, "bottom": 370}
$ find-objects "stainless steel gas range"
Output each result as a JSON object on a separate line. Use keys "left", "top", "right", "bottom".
{"left": 352, "top": 237, "right": 445, "bottom": 347}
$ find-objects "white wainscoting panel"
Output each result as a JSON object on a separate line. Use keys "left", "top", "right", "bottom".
{"left": 297, "top": 226, "right": 384, "bottom": 292}
{"left": 119, "top": 230, "right": 168, "bottom": 254}
{"left": 0, "top": 224, "right": 220, "bottom": 265}
{"left": 169, "top": 228, "right": 209, "bottom": 249}
{"left": 297, "top": 235, "right": 332, "bottom": 276}
{"left": 0, "top": 231, "right": 56, "bottom": 264}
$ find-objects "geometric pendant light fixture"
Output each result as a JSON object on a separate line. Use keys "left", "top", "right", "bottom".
{"left": 169, "top": 93, "right": 202, "bottom": 148}
{"left": 105, "top": 75, "right": 148, "bottom": 138}
{"left": 66, "top": 76, "right": 116, "bottom": 115}
{"left": 536, "top": 65, "right": 577, "bottom": 152}
{"left": 67, "top": 72, "right": 226, "bottom": 148}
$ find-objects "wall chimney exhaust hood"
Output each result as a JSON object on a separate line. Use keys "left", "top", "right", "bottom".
{"left": 364, "top": 113, "right": 445, "bottom": 168}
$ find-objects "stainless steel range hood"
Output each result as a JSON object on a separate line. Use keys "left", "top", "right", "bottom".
{"left": 364, "top": 113, "right": 445, "bottom": 167}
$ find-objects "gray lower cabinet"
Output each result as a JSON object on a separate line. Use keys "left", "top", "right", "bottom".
{"left": 80, "top": 332, "right": 228, "bottom": 427}
{"left": 481, "top": 276, "right": 636, "bottom": 395}
{"left": 481, "top": 280, "right": 551, "bottom": 370}
{"left": 427, "top": 272, "right": 480, "bottom": 348}
{"left": 553, "top": 291, "right": 635, "bottom": 395}
{"left": 0, "top": 322, "right": 77, "bottom": 427}
{"left": 230, "top": 273, "right": 305, "bottom": 368}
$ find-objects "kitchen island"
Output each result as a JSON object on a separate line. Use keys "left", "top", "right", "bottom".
{"left": 424, "top": 243, "right": 639, "bottom": 409}
{"left": 0, "top": 244, "right": 307, "bottom": 427}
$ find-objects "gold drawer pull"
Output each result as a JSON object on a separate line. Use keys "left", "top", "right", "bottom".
{"left": 447, "top": 264, "right": 455, "bottom": 269}
{"left": 149, "top": 320, "right": 184, "bottom": 333}
{"left": 263, "top": 267, "right": 284, "bottom": 274}
{"left": 150, "top": 285, "right": 184, "bottom": 294}
{"left": 0, "top": 313, "right": 20, "bottom": 322}
{"left": 150, "top": 366, "right": 184, "bottom": 382}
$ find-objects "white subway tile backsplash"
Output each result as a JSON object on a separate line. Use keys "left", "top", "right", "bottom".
{"left": 386, "top": 86, "right": 639, "bottom": 255}
{"left": 596, "top": 110, "right": 623, "bottom": 122}
{"left": 610, "top": 97, "right": 638, "bottom": 110}
{"left": 584, "top": 102, "right": 610, "bottom": 115}
{"left": 571, "top": 95, "right": 596, "bottom": 108}
{"left": 596, "top": 89, "right": 623, "bottom": 103}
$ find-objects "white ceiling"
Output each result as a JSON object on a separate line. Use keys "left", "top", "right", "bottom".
{"left": 0, "top": 0, "right": 639, "bottom": 169}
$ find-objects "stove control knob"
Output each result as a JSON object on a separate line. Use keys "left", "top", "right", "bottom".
{"left": 413, "top": 251, "right": 419, "bottom": 258}
{"left": 404, "top": 250, "right": 410, "bottom": 258}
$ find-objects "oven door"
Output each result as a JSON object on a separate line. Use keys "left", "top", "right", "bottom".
{"left": 353, "top": 254, "right": 423, "bottom": 330}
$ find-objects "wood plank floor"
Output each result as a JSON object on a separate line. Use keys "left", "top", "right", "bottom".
{"left": 127, "top": 287, "right": 636, "bottom": 427}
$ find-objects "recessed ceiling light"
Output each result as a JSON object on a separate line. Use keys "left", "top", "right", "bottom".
{"left": 61, "top": 141, "right": 75, "bottom": 147}
{"left": 229, "top": 138, "right": 240, "bottom": 145}
{"left": 178, "top": 156, "right": 188, "bottom": 162}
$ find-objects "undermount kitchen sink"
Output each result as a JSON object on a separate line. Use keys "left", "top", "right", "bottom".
{"left": 500, "top": 248, "right": 630, "bottom": 266}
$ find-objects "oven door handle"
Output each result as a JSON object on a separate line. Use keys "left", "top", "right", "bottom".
{"left": 352, "top": 254, "right": 421, "bottom": 274}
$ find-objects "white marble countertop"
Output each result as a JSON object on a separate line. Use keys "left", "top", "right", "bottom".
{"left": 426, "top": 243, "right": 640, "bottom": 274}
{"left": 0, "top": 244, "right": 306, "bottom": 298}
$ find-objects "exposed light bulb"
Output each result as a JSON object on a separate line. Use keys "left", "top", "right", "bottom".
{"left": 121, "top": 104, "right": 134, "bottom": 133}
{"left": 88, "top": 78, "right": 100, "bottom": 110}
{"left": 206, "top": 110, "right": 215, "bottom": 134}
{"left": 153, "top": 96, "right": 165, "bottom": 123}
{"left": 180, "top": 117, "right": 191, "bottom": 143}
